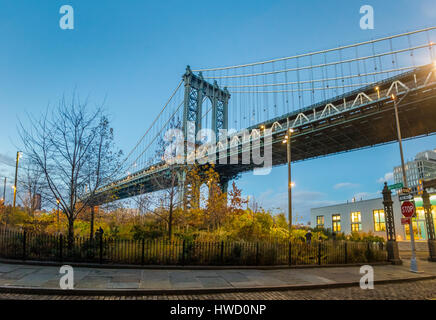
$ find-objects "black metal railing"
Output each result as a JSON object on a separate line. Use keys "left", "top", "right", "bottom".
{"left": 0, "top": 227, "right": 387, "bottom": 266}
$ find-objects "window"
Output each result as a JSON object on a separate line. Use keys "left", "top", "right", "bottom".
{"left": 373, "top": 210, "right": 386, "bottom": 232}
{"left": 351, "top": 211, "right": 362, "bottom": 232}
{"left": 332, "top": 214, "right": 341, "bottom": 232}
{"left": 316, "top": 216, "right": 324, "bottom": 228}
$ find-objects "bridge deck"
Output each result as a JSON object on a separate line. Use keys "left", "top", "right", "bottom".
{"left": 97, "top": 64, "right": 436, "bottom": 202}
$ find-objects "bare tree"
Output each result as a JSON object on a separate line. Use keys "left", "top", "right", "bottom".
{"left": 18, "top": 95, "right": 122, "bottom": 248}
{"left": 84, "top": 116, "right": 123, "bottom": 239}
{"left": 18, "top": 158, "right": 45, "bottom": 216}
{"left": 130, "top": 185, "right": 153, "bottom": 216}
{"left": 150, "top": 166, "right": 182, "bottom": 240}
{"left": 147, "top": 116, "right": 182, "bottom": 240}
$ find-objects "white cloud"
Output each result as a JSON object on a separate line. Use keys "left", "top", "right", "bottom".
{"left": 333, "top": 182, "right": 359, "bottom": 190}
{"left": 352, "top": 191, "right": 381, "bottom": 201}
{"left": 0, "top": 153, "right": 14, "bottom": 166}
{"left": 377, "top": 172, "right": 394, "bottom": 184}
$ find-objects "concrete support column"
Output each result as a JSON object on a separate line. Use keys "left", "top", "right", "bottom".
{"left": 382, "top": 182, "right": 402, "bottom": 265}
{"left": 177, "top": 170, "right": 186, "bottom": 211}
{"left": 422, "top": 189, "right": 436, "bottom": 262}
{"left": 220, "top": 179, "right": 229, "bottom": 194}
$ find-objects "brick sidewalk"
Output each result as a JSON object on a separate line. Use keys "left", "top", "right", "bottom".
{"left": 1, "top": 279, "right": 435, "bottom": 300}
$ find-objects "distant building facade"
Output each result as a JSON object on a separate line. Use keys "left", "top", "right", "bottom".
{"left": 310, "top": 195, "right": 436, "bottom": 241}
{"left": 393, "top": 149, "right": 436, "bottom": 193}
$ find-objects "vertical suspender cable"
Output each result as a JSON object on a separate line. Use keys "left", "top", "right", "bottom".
{"left": 339, "top": 49, "right": 345, "bottom": 95}
{"left": 310, "top": 55, "right": 315, "bottom": 104}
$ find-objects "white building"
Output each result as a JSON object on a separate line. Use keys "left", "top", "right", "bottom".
{"left": 310, "top": 195, "right": 436, "bottom": 241}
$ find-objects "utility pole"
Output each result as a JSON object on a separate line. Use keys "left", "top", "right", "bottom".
{"left": 2, "top": 177, "right": 6, "bottom": 204}
{"left": 393, "top": 95, "right": 418, "bottom": 273}
{"left": 13, "top": 151, "right": 21, "bottom": 208}
{"left": 56, "top": 199, "right": 60, "bottom": 234}
{"left": 283, "top": 128, "right": 294, "bottom": 232}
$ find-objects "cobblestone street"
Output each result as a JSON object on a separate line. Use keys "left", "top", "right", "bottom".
{"left": 0, "top": 278, "right": 435, "bottom": 300}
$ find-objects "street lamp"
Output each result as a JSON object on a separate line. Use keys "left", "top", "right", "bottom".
{"left": 392, "top": 94, "right": 418, "bottom": 273}
{"left": 2, "top": 177, "right": 6, "bottom": 204}
{"left": 375, "top": 86, "right": 380, "bottom": 99}
{"left": 13, "top": 151, "right": 22, "bottom": 208}
{"left": 283, "top": 128, "right": 295, "bottom": 232}
{"left": 56, "top": 198, "right": 60, "bottom": 234}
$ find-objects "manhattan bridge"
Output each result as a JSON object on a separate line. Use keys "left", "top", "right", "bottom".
{"left": 95, "top": 27, "right": 436, "bottom": 204}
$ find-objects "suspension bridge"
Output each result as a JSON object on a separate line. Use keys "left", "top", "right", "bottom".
{"left": 95, "top": 27, "right": 436, "bottom": 204}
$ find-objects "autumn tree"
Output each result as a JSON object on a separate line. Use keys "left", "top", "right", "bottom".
{"left": 203, "top": 165, "right": 227, "bottom": 228}
{"left": 228, "top": 182, "right": 246, "bottom": 213}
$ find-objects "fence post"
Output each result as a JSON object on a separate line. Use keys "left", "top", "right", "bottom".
{"left": 182, "top": 239, "right": 186, "bottom": 266}
{"left": 288, "top": 241, "right": 292, "bottom": 266}
{"left": 367, "top": 242, "right": 371, "bottom": 262}
{"left": 59, "top": 234, "right": 63, "bottom": 262}
{"left": 344, "top": 241, "right": 348, "bottom": 264}
{"left": 256, "top": 242, "right": 259, "bottom": 265}
{"left": 22, "top": 230, "right": 26, "bottom": 260}
{"left": 220, "top": 241, "right": 224, "bottom": 265}
{"left": 141, "top": 238, "right": 145, "bottom": 265}
{"left": 318, "top": 241, "right": 322, "bottom": 265}
{"left": 99, "top": 235, "right": 103, "bottom": 264}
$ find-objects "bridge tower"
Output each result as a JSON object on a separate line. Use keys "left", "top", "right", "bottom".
{"left": 179, "top": 66, "right": 231, "bottom": 207}
{"left": 182, "top": 65, "right": 230, "bottom": 139}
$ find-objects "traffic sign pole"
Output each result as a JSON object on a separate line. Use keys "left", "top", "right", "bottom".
{"left": 408, "top": 209, "right": 418, "bottom": 272}
{"left": 401, "top": 200, "right": 417, "bottom": 271}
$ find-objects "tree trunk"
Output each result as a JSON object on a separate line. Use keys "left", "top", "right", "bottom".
{"left": 90, "top": 206, "right": 95, "bottom": 239}
{"left": 67, "top": 217, "right": 75, "bottom": 250}
{"left": 168, "top": 203, "right": 173, "bottom": 241}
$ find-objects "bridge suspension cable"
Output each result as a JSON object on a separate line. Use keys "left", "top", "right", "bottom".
{"left": 191, "top": 26, "right": 436, "bottom": 131}
{"left": 117, "top": 80, "right": 184, "bottom": 176}
{"left": 192, "top": 26, "right": 436, "bottom": 72}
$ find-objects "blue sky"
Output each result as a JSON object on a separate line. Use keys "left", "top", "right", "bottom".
{"left": 1, "top": 0, "right": 436, "bottom": 222}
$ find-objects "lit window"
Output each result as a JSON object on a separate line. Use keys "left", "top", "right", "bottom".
{"left": 332, "top": 214, "right": 341, "bottom": 232}
{"left": 351, "top": 211, "right": 362, "bottom": 232}
{"left": 316, "top": 216, "right": 324, "bottom": 228}
{"left": 373, "top": 209, "right": 386, "bottom": 232}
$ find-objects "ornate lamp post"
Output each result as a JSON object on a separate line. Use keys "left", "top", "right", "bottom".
{"left": 382, "top": 182, "right": 402, "bottom": 264}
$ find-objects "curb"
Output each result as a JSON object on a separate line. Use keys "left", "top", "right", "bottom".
{"left": 0, "top": 258, "right": 390, "bottom": 271}
{"left": 0, "top": 275, "right": 435, "bottom": 296}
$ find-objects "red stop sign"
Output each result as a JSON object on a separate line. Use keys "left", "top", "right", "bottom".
{"left": 401, "top": 201, "right": 415, "bottom": 218}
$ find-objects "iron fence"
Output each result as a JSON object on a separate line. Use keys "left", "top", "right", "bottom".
{"left": 0, "top": 227, "right": 387, "bottom": 266}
